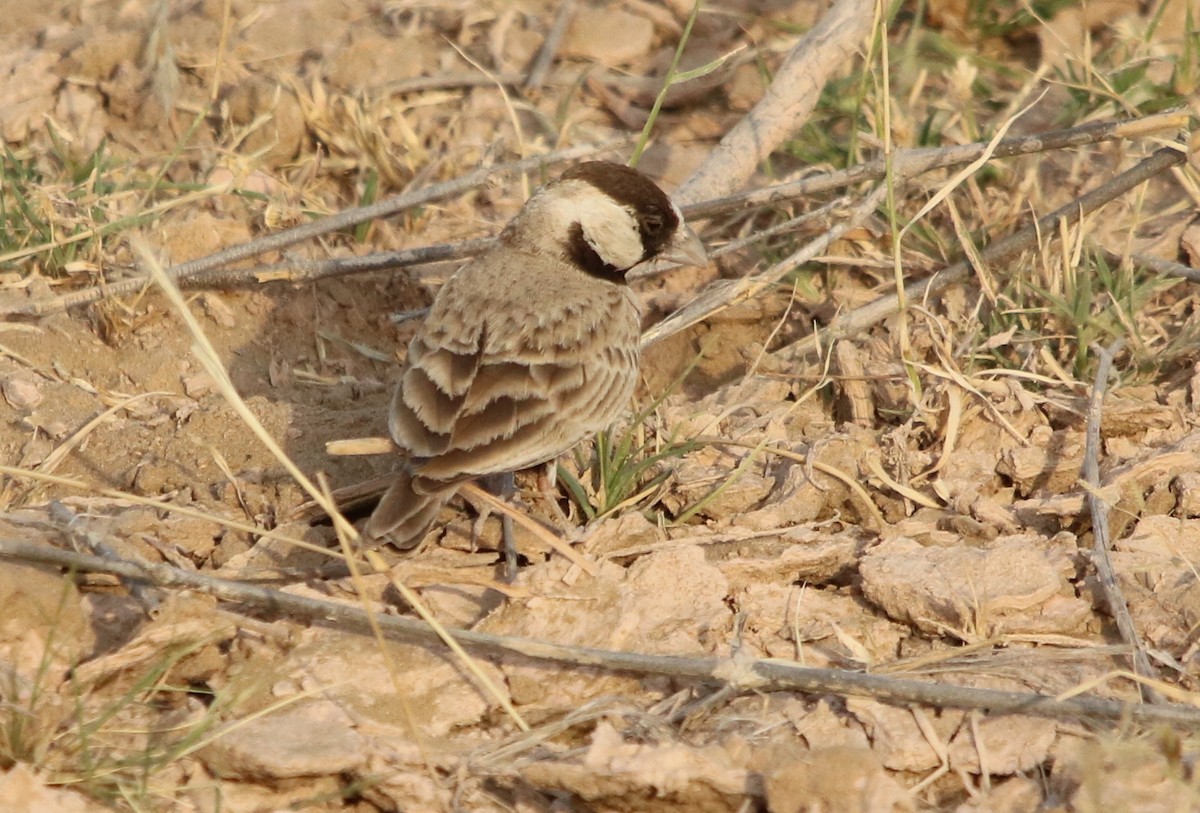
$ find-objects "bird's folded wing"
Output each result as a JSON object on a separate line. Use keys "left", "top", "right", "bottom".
{"left": 392, "top": 335, "right": 637, "bottom": 482}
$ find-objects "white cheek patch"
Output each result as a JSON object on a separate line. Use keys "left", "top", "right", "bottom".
{"left": 578, "top": 203, "right": 645, "bottom": 270}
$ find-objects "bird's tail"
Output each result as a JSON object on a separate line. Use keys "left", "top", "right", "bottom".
{"left": 362, "top": 470, "right": 455, "bottom": 550}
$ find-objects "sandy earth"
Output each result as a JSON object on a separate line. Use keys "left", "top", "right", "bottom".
{"left": 1, "top": 0, "right": 1199, "bottom": 811}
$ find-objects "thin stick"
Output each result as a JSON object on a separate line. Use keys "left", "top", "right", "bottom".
{"left": 47, "top": 500, "right": 161, "bottom": 615}
{"left": 1105, "top": 249, "right": 1200, "bottom": 284}
{"left": 6, "top": 115, "right": 1183, "bottom": 316}
{"left": 176, "top": 113, "right": 1193, "bottom": 290}
{"left": 3, "top": 537, "right": 1199, "bottom": 728}
{"left": 682, "top": 111, "right": 1188, "bottom": 220}
{"left": 639, "top": 183, "right": 890, "bottom": 347}
{"left": 524, "top": 0, "right": 576, "bottom": 91}
{"left": 780, "top": 144, "right": 1188, "bottom": 361}
{"left": 674, "top": 0, "right": 875, "bottom": 204}
{"left": 2, "top": 142, "right": 627, "bottom": 318}
{"left": 1082, "top": 339, "right": 1163, "bottom": 703}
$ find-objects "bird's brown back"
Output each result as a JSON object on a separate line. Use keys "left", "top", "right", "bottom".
{"left": 389, "top": 245, "right": 642, "bottom": 484}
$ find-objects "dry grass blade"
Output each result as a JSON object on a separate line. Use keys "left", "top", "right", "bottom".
{"left": 132, "top": 236, "right": 528, "bottom": 733}
{"left": 780, "top": 144, "right": 1189, "bottom": 361}
{"left": 35, "top": 391, "right": 171, "bottom": 476}
{"left": 4, "top": 142, "right": 629, "bottom": 318}
{"left": 640, "top": 183, "right": 890, "bottom": 347}
{"left": 689, "top": 436, "right": 887, "bottom": 532}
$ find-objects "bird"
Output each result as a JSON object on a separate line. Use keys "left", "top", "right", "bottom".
{"left": 363, "top": 160, "right": 707, "bottom": 551}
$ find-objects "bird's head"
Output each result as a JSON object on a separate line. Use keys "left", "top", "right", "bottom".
{"left": 501, "top": 161, "right": 707, "bottom": 283}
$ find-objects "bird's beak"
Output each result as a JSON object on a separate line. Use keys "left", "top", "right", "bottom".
{"left": 660, "top": 225, "right": 708, "bottom": 267}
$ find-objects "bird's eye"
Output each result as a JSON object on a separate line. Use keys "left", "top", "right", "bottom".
{"left": 642, "top": 209, "right": 665, "bottom": 233}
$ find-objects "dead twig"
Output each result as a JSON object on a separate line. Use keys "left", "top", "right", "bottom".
{"left": 168, "top": 112, "right": 1193, "bottom": 292}
{"left": 1082, "top": 339, "right": 1164, "bottom": 704}
{"left": 780, "top": 143, "right": 1189, "bottom": 361}
{"left": 524, "top": 0, "right": 576, "bottom": 91}
{"left": 685, "top": 112, "right": 1187, "bottom": 220}
{"left": 5, "top": 114, "right": 1184, "bottom": 318}
{"left": 640, "top": 183, "right": 890, "bottom": 347}
{"left": 675, "top": 0, "right": 875, "bottom": 205}
{"left": 1, "top": 141, "right": 628, "bottom": 318}
{"left": 2, "top": 537, "right": 1199, "bottom": 728}
{"left": 47, "top": 500, "right": 161, "bottom": 615}
{"left": 1105, "top": 249, "right": 1200, "bottom": 284}
{"left": 182, "top": 237, "right": 494, "bottom": 289}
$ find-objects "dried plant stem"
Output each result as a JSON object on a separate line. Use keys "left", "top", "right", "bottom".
{"left": 525, "top": 0, "right": 576, "bottom": 91}
{"left": 683, "top": 111, "right": 1188, "bottom": 219}
{"left": 48, "top": 500, "right": 161, "bottom": 615}
{"left": 2, "top": 537, "right": 1199, "bottom": 728}
{"left": 1082, "top": 339, "right": 1164, "bottom": 704}
{"left": 193, "top": 114, "right": 1185, "bottom": 293}
{"left": 640, "top": 183, "right": 890, "bottom": 347}
{"left": 226, "top": 112, "right": 1191, "bottom": 289}
{"left": 2, "top": 142, "right": 626, "bottom": 318}
{"left": 4, "top": 115, "right": 1183, "bottom": 319}
{"left": 160, "top": 112, "right": 1195, "bottom": 292}
{"left": 1105, "top": 249, "right": 1200, "bottom": 283}
{"left": 780, "top": 144, "right": 1189, "bottom": 361}
{"left": 674, "top": 0, "right": 875, "bottom": 204}
{"left": 192, "top": 238, "right": 495, "bottom": 288}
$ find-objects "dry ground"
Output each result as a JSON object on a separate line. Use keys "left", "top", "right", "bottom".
{"left": 1, "top": 0, "right": 1199, "bottom": 811}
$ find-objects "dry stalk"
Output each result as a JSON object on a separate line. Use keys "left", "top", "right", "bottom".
{"left": 639, "top": 183, "right": 890, "bottom": 347}
{"left": 48, "top": 500, "right": 162, "bottom": 615}
{"left": 524, "top": 0, "right": 576, "bottom": 91}
{"left": 1104, "top": 249, "right": 1200, "bottom": 283}
{"left": 779, "top": 143, "right": 1189, "bottom": 362}
{"left": 2, "top": 142, "right": 628, "bottom": 318}
{"left": 189, "top": 112, "right": 1193, "bottom": 290}
{"left": 2, "top": 537, "right": 1199, "bottom": 729}
{"left": 682, "top": 111, "right": 1188, "bottom": 220}
{"left": 673, "top": 0, "right": 875, "bottom": 205}
{"left": 3, "top": 115, "right": 1183, "bottom": 319}
{"left": 1081, "top": 339, "right": 1164, "bottom": 704}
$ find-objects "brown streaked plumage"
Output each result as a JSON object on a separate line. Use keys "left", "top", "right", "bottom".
{"left": 364, "top": 161, "right": 707, "bottom": 549}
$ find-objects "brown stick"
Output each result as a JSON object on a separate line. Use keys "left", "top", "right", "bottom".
{"left": 1081, "top": 339, "right": 1164, "bottom": 704}
{"left": 5, "top": 114, "right": 1185, "bottom": 317}
{"left": 524, "top": 0, "right": 576, "bottom": 91}
{"left": 683, "top": 112, "right": 1189, "bottom": 220}
{"left": 0, "top": 142, "right": 628, "bottom": 318}
{"left": 640, "top": 184, "right": 889, "bottom": 347}
{"left": 673, "top": 0, "right": 876, "bottom": 205}
{"left": 164, "top": 113, "right": 1196, "bottom": 292}
{"left": 3, "top": 537, "right": 1199, "bottom": 728}
{"left": 779, "top": 144, "right": 1189, "bottom": 361}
